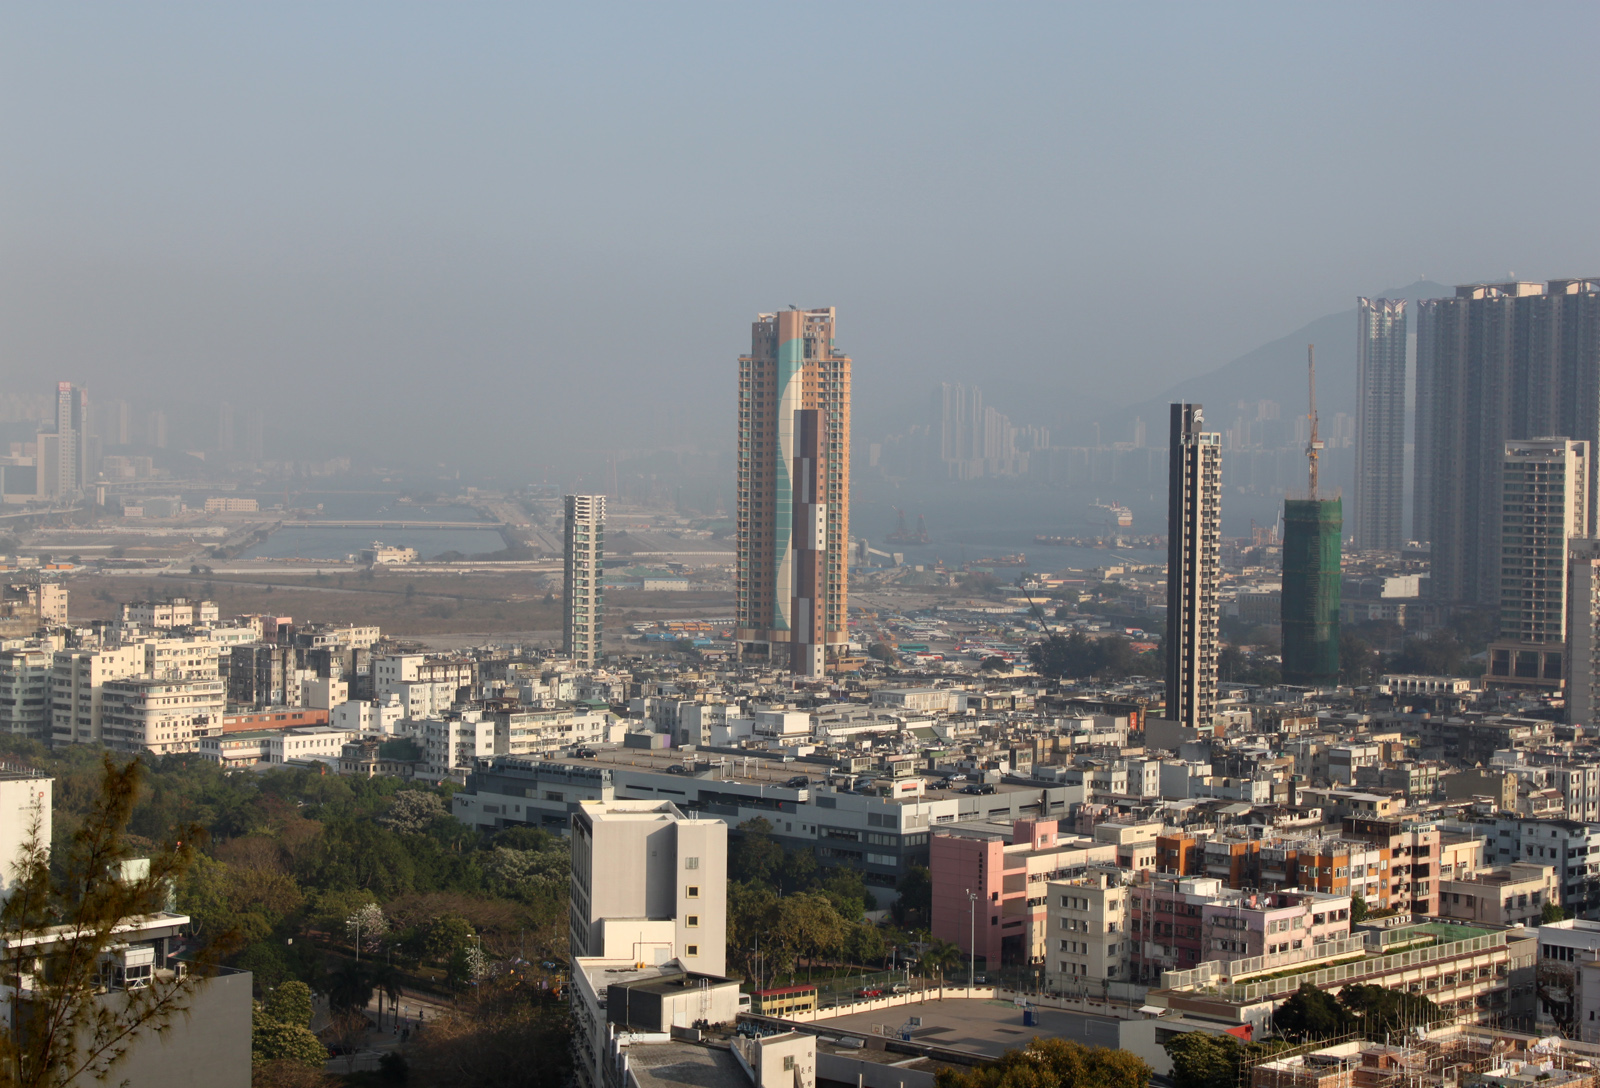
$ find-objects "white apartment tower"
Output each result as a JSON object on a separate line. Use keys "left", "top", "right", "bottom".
{"left": 563, "top": 495, "right": 605, "bottom": 668}
{"left": 39, "top": 382, "right": 89, "bottom": 499}
{"left": 1487, "top": 438, "right": 1589, "bottom": 692}
{"left": 1354, "top": 298, "right": 1407, "bottom": 551}
{"left": 568, "top": 799, "right": 727, "bottom": 977}
{"left": 1165, "top": 403, "right": 1222, "bottom": 728}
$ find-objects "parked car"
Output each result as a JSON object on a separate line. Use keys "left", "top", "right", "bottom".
{"left": 855, "top": 988, "right": 884, "bottom": 998}
{"left": 784, "top": 775, "right": 810, "bottom": 788}
{"left": 960, "top": 783, "right": 996, "bottom": 795}
{"left": 573, "top": 748, "right": 597, "bottom": 759}
{"left": 667, "top": 764, "right": 690, "bottom": 775}
{"left": 890, "top": 983, "right": 911, "bottom": 994}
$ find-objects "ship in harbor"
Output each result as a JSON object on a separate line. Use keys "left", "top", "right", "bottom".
{"left": 1087, "top": 500, "right": 1134, "bottom": 528}
{"left": 967, "top": 554, "right": 1027, "bottom": 567}
{"left": 886, "top": 506, "right": 931, "bottom": 545}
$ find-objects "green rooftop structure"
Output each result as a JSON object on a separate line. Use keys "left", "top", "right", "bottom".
{"left": 1281, "top": 497, "right": 1342, "bottom": 685}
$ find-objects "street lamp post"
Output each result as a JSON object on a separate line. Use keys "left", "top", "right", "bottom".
{"left": 967, "top": 889, "right": 979, "bottom": 988}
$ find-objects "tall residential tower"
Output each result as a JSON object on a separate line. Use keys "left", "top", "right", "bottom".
{"left": 1164, "top": 403, "right": 1222, "bottom": 728}
{"left": 1416, "top": 279, "right": 1600, "bottom": 606}
{"left": 39, "top": 382, "right": 88, "bottom": 499}
{"left": 1353, "top": 297, "right": 1407, "bottom": 551}
{"left": 1485, "top": 438, "right": 1588, "bottom": 692}
{"left": 735, "top": 308, "right": 851, "bottom": 676}
{"left": 563, "top": 494, "right": 605, "bottom": 668}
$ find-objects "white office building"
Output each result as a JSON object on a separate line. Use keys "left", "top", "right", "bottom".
{"left": 569, "top": 799, "right": 727, "bottom": 978}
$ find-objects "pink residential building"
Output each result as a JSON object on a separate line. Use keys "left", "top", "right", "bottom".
{"left": 930, "top": 818, "right": 1115, "bottom": 970}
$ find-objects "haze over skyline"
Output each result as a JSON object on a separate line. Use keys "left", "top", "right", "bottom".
{"left": 4, "top": 3, "right": 1598, "bottom": 474}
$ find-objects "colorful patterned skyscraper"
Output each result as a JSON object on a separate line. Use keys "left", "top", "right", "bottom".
{"left": 735, "top": 308, "right": 851, "bottom": 676}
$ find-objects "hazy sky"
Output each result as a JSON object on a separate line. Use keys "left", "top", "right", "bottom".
{"left": 4, "top": 3, "right": 1598, "bottom": 474}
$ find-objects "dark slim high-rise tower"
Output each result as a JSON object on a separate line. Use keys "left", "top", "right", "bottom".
{"left": 1353, "top": 298, "right": 1407, "bottom": 551}
{"left": 734, "top": 308, "right": 851, "bottom": 676}
{"left": 1165, "top": 403, "right": 1222, "bottom": 728}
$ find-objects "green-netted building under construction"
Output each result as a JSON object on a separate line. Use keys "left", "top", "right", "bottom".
{"left": 1281, "top": 498, "right": 1342, "bottom": 685}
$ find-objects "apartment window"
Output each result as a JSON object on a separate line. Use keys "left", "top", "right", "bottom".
{"left": 686, "top": 915, "right": 700, "bottom": 928}
{"left": 784, "top": 1058, "right": 795, "bottom": 1072}
{"left": 687, "top": 886, "right": 700, "bottom": 899}
{"left": 686, "top": 945, "right": 699, "bottom": 957}
{"left": 685, "top": 857, "right": 699, "bottom": 870}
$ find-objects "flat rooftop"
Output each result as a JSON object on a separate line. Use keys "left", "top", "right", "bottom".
{"left": 547, "top": 748, "right": 1055, "bottom": 803}
{"left": 809, "top": 997, "right": 1123, "bottom": 1059}
{"left": 624, "top": 1040, "right": 748, "bottom": 1088}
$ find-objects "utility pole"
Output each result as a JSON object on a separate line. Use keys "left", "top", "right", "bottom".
{"left": 1307, "top": 344, "right": 1323, "bottom": 501}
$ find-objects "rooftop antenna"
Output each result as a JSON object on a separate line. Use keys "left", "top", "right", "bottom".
{"left": 1306, "top": 344, "right": 1323, "bottom": 501}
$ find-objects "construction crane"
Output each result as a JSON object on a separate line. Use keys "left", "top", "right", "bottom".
{"left": 1306, "top": 344, "right": 1323, "bottom": 500}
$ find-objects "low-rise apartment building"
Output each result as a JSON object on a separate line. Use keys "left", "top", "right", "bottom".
{"left": 1440, "top": 863, "right": 1557, "bottom": 927}
{"left": 100, "top": 676, "right": 225, "bottom": 755}
{"left": 1046, "top": 868, "right": 1131, "bottom": 985}
{"left": 264, "top": 726, "right": 355, "bottom": 765}
{"left": 0, "top": 647, "right": 52, "bottom": 739}
{"left": 50, "top": 644, "right": 144, "bottom": 744}
{"left": 1536, "top": 919, "right": 1600, "bottom": 1036}
{"left": 932, "top": 817, "right": 1116, "bottom": 969}
{"left": 1476, "top": 818, "right": 1600, "bottom": 918}
{"left": 1093, "top": 819, "right": 1161, "bottom": 870}
{"left": 120, "top": 597, "right": 219, "bottom": 628}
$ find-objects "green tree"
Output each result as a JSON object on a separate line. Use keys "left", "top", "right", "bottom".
{"left": 1166, "top": 1035, "right": 1291, "bottom": 1088}
{"left": 251, "top": 1005, "right": 329, "bottom": 1067}
{"left": 844, "top": 924, "right": 887, "bottom": 967}
{"left": 1339, "top": 983, "right": 1445, "bottom": 1035}
{"left": 264, "top": 980, "right": 314, "bottom": 1029}
{"left": 868, "top": 642, "right": 897, "bottom": 664}
{"left": 1542, "top": 900, "right": 1567, "bottom": 923}
{"left": 0, "top": 755, "right": 211, "bottom": 1088}
{"left": 1350, "top": 894, "right": 1369, "bottom": 924}
{"left": 730, "top": 818, "right": 783, "bottom": 884}
{"left": 1272, "top": 983, "right": 1351, "bottom": 1040}
{"left": 378, "top": 789, "right": 448, "bottom": 833}
{"left": 959, "top": 572, "right": 1002, "bottom": 595}
{"left": 936, "top": 1037, "right": 1150, "bottom": 1088}
{"left": 894, "top": 865, "right": 933, "bottom": 928}
{"left": 1340, "top": 631, "right": 1378, "bottom": 687}
{"left": 920, "top": 939, "right": 962, "bottom": 984}
{"left": 418, "top": 913, "right": 476, "bottom": 962}
{"left": 325, "top": 958, "right": 375, "bottom": 1015}
{"left": 405, "top": 985, "right": 572, "bottom": 1088}
{"left": 1030, "top": 631, "right": 1147, "bottom": 680}
{"left": 1164, "top": 1032, "right": 1240, "bottom": 1088}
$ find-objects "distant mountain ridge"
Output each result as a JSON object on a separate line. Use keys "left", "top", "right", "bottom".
{"left": 1125, "top": 279, "right": 1454, "bottom": 431}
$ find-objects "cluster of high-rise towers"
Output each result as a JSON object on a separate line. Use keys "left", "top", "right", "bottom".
{"left": 1354, "top": 279, "right": 1600, "bottom": 709}
{"left": 1162, "top": 279, "right": 1600, "bottom": 730}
